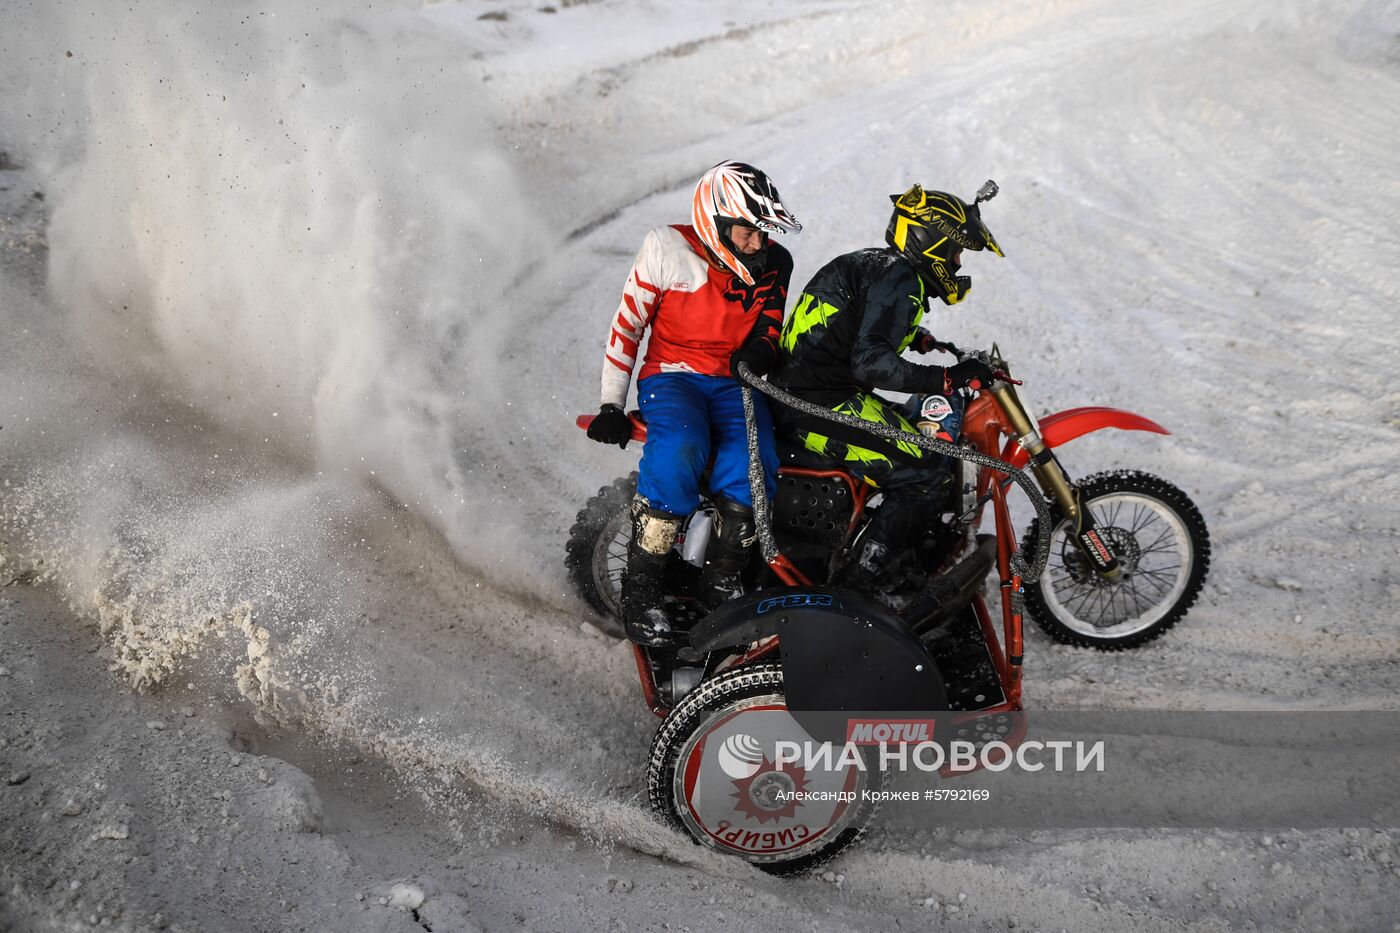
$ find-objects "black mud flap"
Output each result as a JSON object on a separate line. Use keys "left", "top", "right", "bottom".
{"left": 689, "top": 587, "right": 947, "bottom": 743}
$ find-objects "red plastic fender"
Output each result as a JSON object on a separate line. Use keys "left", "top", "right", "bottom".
{"left": 1001, "top": 406, "right": 1169, "bottom": 469}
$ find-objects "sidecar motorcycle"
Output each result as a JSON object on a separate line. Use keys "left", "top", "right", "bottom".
{"left": 570, "top": 349, "right": 1209, "bottom": 873}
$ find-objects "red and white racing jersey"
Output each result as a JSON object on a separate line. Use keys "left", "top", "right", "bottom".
{"left": 599, "top": 224, "right": 792, "bottom": 408}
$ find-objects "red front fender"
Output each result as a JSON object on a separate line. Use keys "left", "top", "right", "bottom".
{"left": 1001, "top": 406, "right": 1169, "bottom": 469}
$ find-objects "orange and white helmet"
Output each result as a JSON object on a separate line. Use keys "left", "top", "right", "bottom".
{"left": 692, "top": 161, "right": 801, "bottom": 285}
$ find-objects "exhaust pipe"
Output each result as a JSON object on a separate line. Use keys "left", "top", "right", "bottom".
{"left": 905, "top": 535, "right": 997, "bottom": 637}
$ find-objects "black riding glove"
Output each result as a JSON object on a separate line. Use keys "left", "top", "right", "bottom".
{"left": 946, "top": 358, "right": 996, "bottom": 392}
{"left": 910, "top": 328, "right": 939, "bottom": 354}
{"left": 912, "top": 329, "right": 960, "bottom": 356}
{"left": 587, "top": 404, "right": 632, "bottom": 449}
{"left": 729, "top": 336, "right": 777, "bottom": 382}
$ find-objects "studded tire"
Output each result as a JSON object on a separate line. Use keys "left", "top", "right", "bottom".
{"left": 646, "top": 664, "right": 882, "bottom": 876}
{"left": 1021, "top": 470, "right": 1210, "bottom": 650}
{"left": 565, "top": 473, "right": 635, "bottom": 638}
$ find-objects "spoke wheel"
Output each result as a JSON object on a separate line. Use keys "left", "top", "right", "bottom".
{"left": 1022, "top": 470, "right": 1210, "bottom": 650}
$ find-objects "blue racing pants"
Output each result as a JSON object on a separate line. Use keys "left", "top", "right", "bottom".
{"left": 636, "top": 372, "right": 778, "bottom": 516}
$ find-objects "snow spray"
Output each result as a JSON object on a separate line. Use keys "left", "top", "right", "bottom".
{"left": 0, "top": 0, "right": 555, "bottom": 592}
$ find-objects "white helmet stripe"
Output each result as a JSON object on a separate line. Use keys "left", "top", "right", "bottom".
{"left": 692, "top": 160, "right": 800, "bottom": 284}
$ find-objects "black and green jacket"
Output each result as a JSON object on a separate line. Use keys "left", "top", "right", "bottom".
{"left": 770, "top": 247, "right": 950, "bottom": 406}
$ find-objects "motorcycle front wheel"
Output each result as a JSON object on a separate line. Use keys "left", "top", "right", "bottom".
{"left": 1021, "top": 470, "right": 1210, "bottom": 650}
{"left": 646, "top": 664, "right": 882, "bottom": 875}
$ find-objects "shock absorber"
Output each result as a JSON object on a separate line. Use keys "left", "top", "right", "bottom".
{"left": 989, "top": 381, "right": 1121, "bottom": 579}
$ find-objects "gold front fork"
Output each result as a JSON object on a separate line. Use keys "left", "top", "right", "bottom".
{"left": 990, "top": 378, "right": 1122, "bottom": 579}
{"left": 989, "top": 382, "right": 1079, "bottom": 519}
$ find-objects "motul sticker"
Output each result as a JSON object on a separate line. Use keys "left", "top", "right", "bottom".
{"left": 920, "top": 395, "right": 953, "bottom": 422}
{"left": 846, "top": 718, "right": 937, "bottom": 745}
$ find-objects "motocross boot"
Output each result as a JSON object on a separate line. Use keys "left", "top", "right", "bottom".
{"left": 844, "top": 484, "right": 947, "bottom": 612}
{"left": 845, "top": 538, "right": 914, "bottom": 609}
{"left": 621, "top": 500, "right": 684, "bottom": 647}
{"left": 698, "top": 498, "right": 757, "bottom": 614}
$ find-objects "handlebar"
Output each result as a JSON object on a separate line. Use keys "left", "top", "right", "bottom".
{"left": 921, "top": 338, "right": 1022, "bottom": 387}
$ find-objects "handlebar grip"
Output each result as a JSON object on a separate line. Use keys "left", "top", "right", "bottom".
{"left": 575, "top": 412, "right": 648, "bottom": 442}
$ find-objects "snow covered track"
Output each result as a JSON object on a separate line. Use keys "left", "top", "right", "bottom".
{"left": 3, "top": 0, "right": 1400, "bottom": 928}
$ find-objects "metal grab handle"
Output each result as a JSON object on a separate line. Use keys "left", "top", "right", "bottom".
{"left": 740, "top": 382, "right": 781, "bottom": 565}
{"left": 735, "top": 363, "right": 1052, "bottom": 583}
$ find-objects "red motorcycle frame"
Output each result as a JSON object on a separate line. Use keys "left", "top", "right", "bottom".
{"left": 578, "top": 377, "right": 1172, "bottom": 731}
{"left": 575, "top": 349, "right": 1209, "bottom": 872}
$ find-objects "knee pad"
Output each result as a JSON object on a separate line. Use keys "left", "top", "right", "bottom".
{"left": 710, "top": 497, "right": 757, "bottom": 551}
{"left": 631, "top": 496, "right": 682, "bottom": 557}
{"left": 703, "top": 498, "right": 757, "bottom": 577}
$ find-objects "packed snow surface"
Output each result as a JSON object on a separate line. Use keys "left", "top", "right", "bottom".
{"left": 2, "top": 0, "right": 1399, "bottom": 930}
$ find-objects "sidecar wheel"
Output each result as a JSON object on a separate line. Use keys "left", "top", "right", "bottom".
{"left": 565, "top": 474, "right": 635, "bottom": 637}
{"left": 646, "top": 664, "right": 882, "bottom": 876}
{"left": 1021, "top": 470, "right": 1210, "bottom": 650}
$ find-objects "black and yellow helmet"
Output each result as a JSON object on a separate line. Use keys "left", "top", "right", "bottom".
{"left": 885, "top": 180, "right": 1004, "bottom": 305}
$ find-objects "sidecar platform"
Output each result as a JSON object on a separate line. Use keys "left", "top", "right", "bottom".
{"left": 922, "top": 607, "right": 1007, "bottom": 711}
